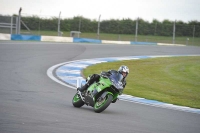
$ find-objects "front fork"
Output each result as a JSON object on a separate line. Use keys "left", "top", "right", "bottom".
{"left": 77, "top": 90, "right": 85, "bottom": 102}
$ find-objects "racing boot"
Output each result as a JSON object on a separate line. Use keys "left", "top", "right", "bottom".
{"left": 77, "top": 83, "right": 89, "bottom": 92}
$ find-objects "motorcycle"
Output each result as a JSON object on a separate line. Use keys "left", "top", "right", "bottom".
{"left": 72, "top": 71, "right": 124, "bottom": 113}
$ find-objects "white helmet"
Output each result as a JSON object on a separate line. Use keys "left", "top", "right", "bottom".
{"left": 118, "top": 65, "right": 129, "bottom": 78}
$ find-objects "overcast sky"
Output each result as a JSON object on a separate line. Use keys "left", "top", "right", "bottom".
{"left": 0, "top": 0, "right": 200, "bottom": 22}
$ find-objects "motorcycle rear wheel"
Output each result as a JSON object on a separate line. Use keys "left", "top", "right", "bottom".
{"left": 94, "top": 94, "right": 113, "bottom": 113}
{"left": 72, "top": 93, "right": 84, "bottom": 107}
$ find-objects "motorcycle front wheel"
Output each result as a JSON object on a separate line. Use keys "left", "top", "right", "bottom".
{"left": 72, "top": 93, "right": 84, "bottom": 107}
{"left": 94, "top": 94, "right": 113, "bottom": 113}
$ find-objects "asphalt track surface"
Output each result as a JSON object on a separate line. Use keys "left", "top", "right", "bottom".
{"left": 0, "top": 41, "right": 200, "bottom": 133}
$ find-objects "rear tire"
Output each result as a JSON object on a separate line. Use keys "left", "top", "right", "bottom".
{"left": 94, "top": 94, "right": 113, "bottom": 113}
{"left": 72, "top": 93, "right": 84, "bottom": 107}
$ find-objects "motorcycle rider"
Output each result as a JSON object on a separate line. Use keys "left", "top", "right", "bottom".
{"left": 77, "top": 65, "right": 129, "bottom": 93}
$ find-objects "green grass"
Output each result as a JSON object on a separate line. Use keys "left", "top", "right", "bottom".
{"left": 82, "top": 56, "right": 200, "bottom": 109}
{"left": 21, "top": 30, "right": 200, "bottom": 46}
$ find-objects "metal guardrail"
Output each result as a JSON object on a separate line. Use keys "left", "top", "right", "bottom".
{"left": 0, "top": 23, "right": 16, "bottom": 28}
{"left": 0, "top": 16, "right": 17, "bottom": 34}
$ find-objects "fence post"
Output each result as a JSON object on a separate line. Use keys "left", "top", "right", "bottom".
{"left": 11, "top": 16, "right": 13, "bottom": 34}
{"left": 192, "top": 25, "right": 195, "bottom": 45}
{"left": 173, "top": 20, "right": 176, "bottom": 44}
{"left": 17, "top": 7, "right": 22, "bottom": 34}
{"left": 79, "top": 17, "right": 81, "bottom": 33}
{"left": 97, "top": 14, "right": 101, "bottom": 39}
{"left": 135, "top": 17, "right": 138, "bottom": 42}
{"left": 58, "top": 12, "right": 61, "bottom": 36}
{"left": 15, "top": 17, "right": 18, "bottom": 34}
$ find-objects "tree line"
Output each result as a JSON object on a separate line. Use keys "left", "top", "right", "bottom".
{"left": 1, "top": 15, "right": 200, "bottom": 37}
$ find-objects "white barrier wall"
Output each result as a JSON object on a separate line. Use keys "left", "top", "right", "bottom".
{"left": 0, "top": 33, "right": 186, "bottom": 46}
{"left": 41, "top": 36, "right": 73, "bottom": 42}
{"left": 0, "top": 33, "right": 11, "bottom": 40}
{"left": 102, "top": 40, "right": 130, "bottom": 44}
{"left": 157, "top": 43, "right": 185, "bottom": 46}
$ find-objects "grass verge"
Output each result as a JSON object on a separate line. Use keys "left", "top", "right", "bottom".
{"left": 83, "top": 56, "right": 200, "bottom": 108}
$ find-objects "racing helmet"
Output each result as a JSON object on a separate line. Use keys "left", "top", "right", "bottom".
{"left": 118, "top": 65, "right": 129, "bottom": 79}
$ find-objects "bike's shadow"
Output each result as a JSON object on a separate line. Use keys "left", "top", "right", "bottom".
{"left": 71, "top": 105, "right": 121, "bottom": 115}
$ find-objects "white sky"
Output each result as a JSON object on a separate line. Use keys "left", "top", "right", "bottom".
{"left": 0, "top": 0, "right": 200, "bottom": 22}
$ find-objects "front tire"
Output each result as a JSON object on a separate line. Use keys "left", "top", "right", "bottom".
{"left": 94, "top": 94, "right": 113, "bottom": 113}
{"left": 72, "top": 93, "right": 84, "bottom": 107}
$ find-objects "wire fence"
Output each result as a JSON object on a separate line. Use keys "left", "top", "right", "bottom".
{"left": 0, "top": 14, "right": 200, "bottom": 45}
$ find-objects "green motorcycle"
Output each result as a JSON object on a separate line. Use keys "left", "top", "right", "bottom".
{"left": 72, "top": 71, "right": 124, "bottom": 113}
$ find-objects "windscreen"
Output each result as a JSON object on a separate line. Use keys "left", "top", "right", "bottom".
{"left": 108, "top": 71, "right": 123, "bottom": 90}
